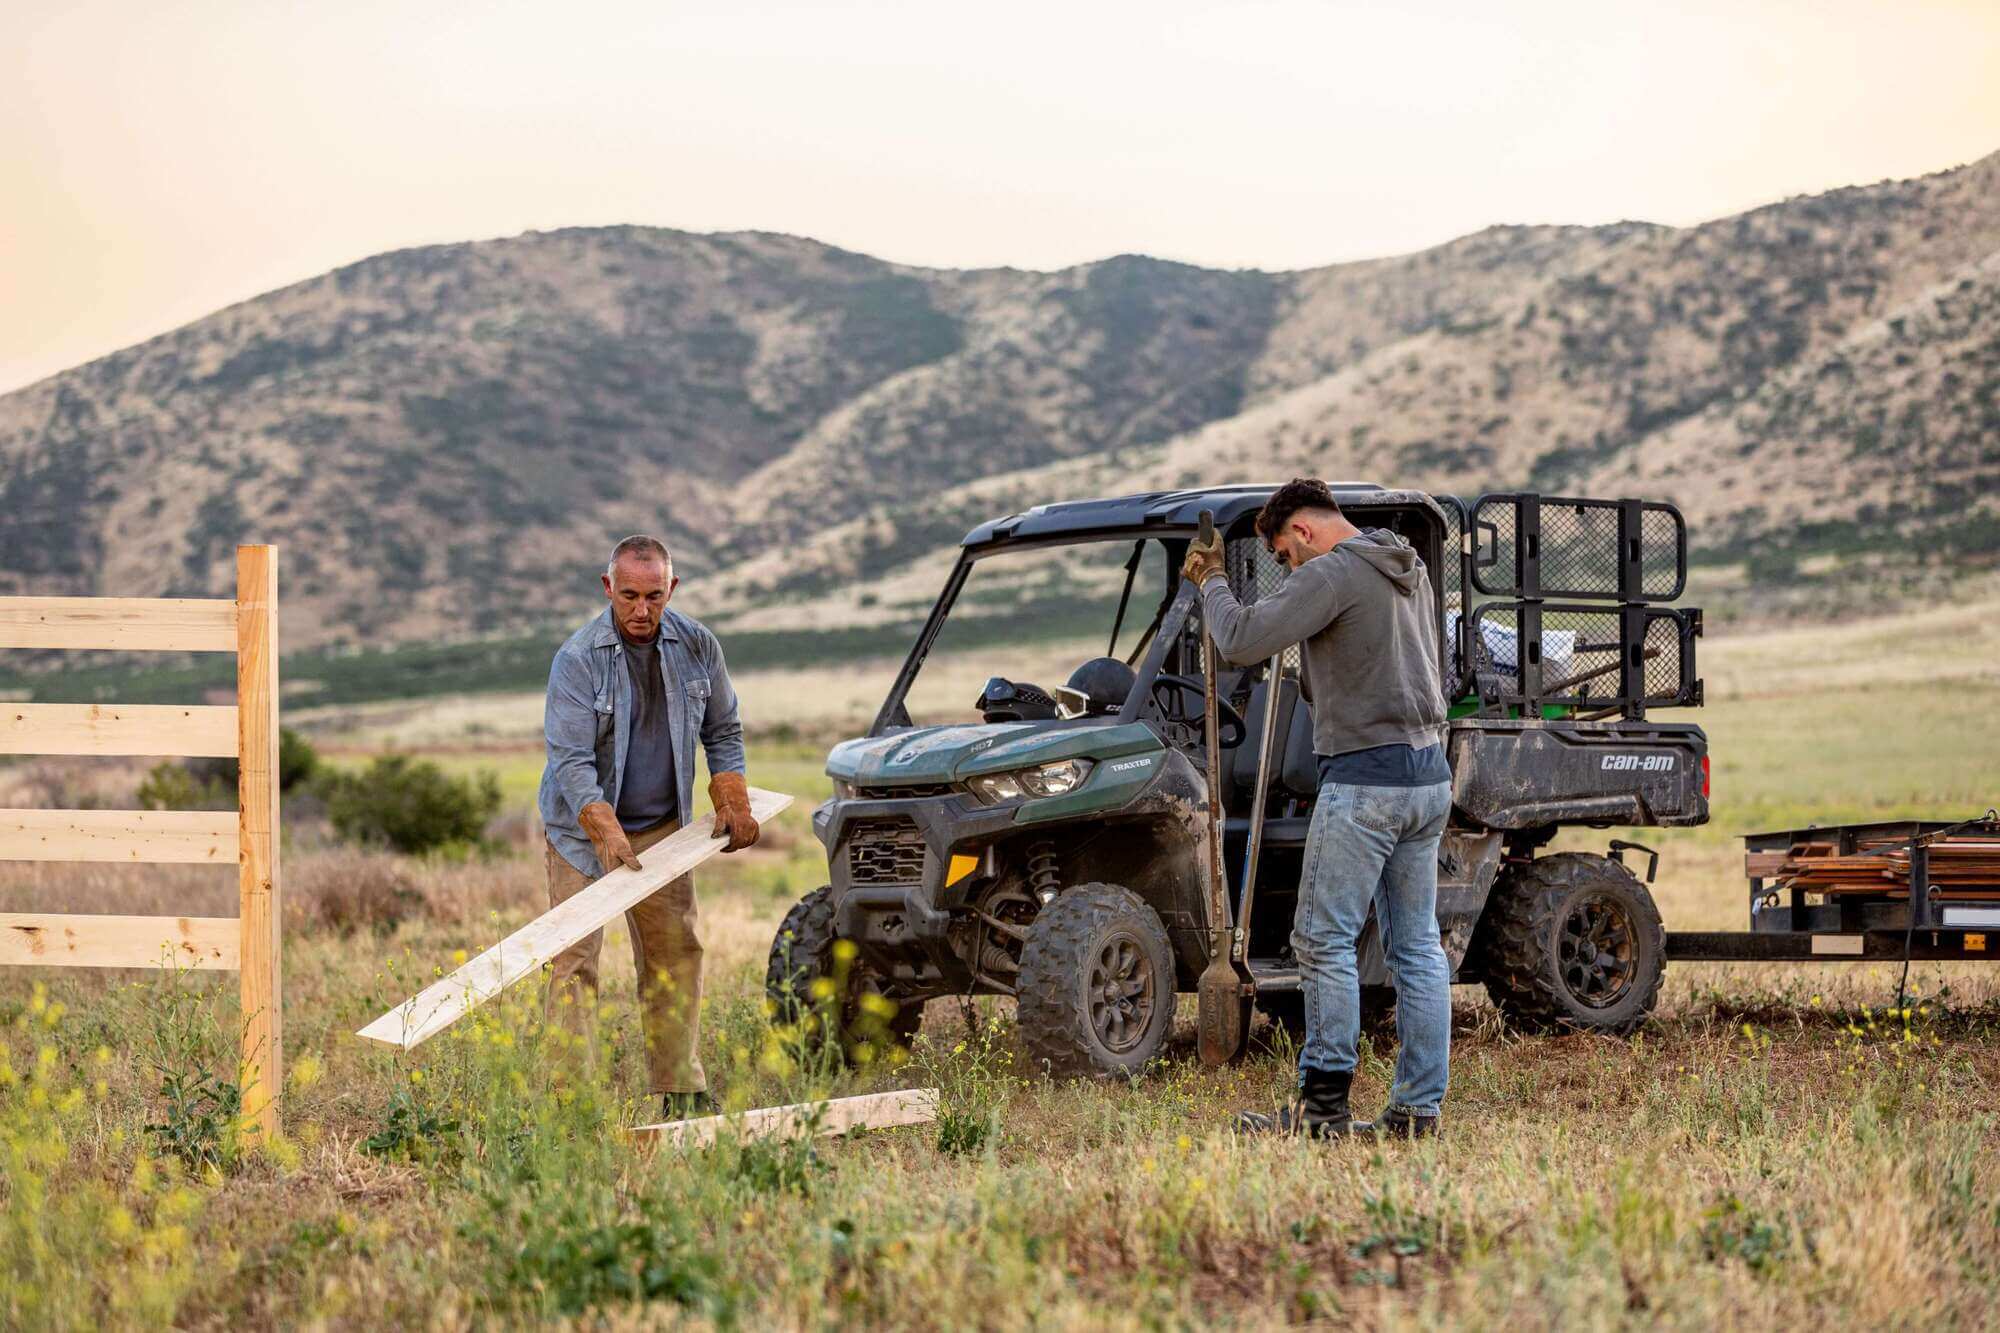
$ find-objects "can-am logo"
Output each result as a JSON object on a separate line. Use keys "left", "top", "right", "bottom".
{"left": 1601, "top": 754, "right": 1675, "bottom": 772}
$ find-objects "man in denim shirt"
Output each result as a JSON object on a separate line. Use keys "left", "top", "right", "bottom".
{"left": 1185, "top": 480, "right": 1452, "bottom": 1140}
{"left": 537, "top": 535, "right": 760, "bottom": 1120}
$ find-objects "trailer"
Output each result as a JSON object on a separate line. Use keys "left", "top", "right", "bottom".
{"left": 1669, "top": 812, "right": 2000, "bottom": 965}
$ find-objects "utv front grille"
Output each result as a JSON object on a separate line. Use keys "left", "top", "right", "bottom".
{"left": 847, "top": 818, "right": 928, "bottom": 885}
{"left": 853, "top": 782, "right": 957, "bottom": 801}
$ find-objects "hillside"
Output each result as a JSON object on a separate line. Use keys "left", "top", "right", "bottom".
{"left": 1, "top": 152, "right": 1996, "bottom": 662}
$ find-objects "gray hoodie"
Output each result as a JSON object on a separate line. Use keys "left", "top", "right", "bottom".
{"left": 1200, "top": 529, "right": 1446, "bottom": 757}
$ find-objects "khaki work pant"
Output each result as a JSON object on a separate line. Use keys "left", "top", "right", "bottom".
{"left": 543, "top": 819, "right": 707, "bottom": 1094}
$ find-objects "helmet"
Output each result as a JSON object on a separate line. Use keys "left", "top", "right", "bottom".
{"left": 1063, "top": 657, "right": 1137, "bottom": 716}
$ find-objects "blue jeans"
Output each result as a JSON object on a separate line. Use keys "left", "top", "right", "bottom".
{"left": 1292, "top": 780, "right": 1454, "bottom": 1115}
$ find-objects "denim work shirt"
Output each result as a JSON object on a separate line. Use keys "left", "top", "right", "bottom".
{"left": 537, "top": 605, "right": 746, "bottom": 877}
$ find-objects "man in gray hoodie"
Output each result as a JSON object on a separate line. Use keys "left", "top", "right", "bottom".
{"left": 1183, "top": 478, "right": 1451, "bottom": 1139}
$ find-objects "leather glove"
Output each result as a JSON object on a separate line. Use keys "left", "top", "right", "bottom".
{"left": 708, "top": 771, "right": 760, "bottom": 853}
{"left": 578, "top": 800, "right": 643, "bottom": 873}
{"left": 1181, "top": 530, "right": 1225, "bottom": 587}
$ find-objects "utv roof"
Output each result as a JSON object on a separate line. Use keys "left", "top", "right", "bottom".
{"left": 962, "top": 483, "right": 1444, "bottom": 549}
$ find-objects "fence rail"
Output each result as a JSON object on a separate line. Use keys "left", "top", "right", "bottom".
{"left": 0, "top": 546, "right": 281, "bottom": 1139}
{"left": 0, "top": 808, "right": 238, "bottom": 863}
{"left": 0, "top": 596, "right": 241, "bottom": 652}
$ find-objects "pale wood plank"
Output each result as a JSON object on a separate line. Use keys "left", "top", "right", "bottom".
{"left": 0, "top": 808, "right": 237, "bottom": 864}
{"left": 356, "top": 787, "right": 795, "bottom": 1050}
{"left": 0, "top": 596, "right": 238, "bottom": 652}
{"left": 0, "top": 703, "right": 238, "bottom": 757}
{"left": 235, "top": 546, "right": 282, "bottom": 1141}
{"left": 0, "top": 913, "right": 237, "bottom": 968}
{"left": 635, "top": 1088, "right": 941, "bottom": 1150}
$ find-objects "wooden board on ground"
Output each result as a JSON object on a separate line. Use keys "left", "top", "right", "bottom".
{"left": 355, "top": 787, "right": 793, "bottom": 1051}
{"left": 634, "top": 1088, "right": 940, "bottom": 1150}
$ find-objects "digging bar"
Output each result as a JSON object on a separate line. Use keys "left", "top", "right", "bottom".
{"left": 1194, "top": 511, "right": 1250, "bottom": 1065}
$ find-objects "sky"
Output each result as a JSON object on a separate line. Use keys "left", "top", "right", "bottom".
{"left": 4, "top": 0, "right": 1998, "bottom": 394}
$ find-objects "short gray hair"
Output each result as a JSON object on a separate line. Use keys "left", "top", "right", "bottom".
{"left": 606, "top": 534, "right": 671, "bottom": 579}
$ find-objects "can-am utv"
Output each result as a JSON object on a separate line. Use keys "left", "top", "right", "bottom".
{"left": 767, "top": 485, "right": 1708, "bottom": 1077}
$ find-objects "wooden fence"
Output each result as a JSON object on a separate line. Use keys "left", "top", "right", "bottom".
{"left": 0, "top": 546, "right": 282, "bottom": 1139}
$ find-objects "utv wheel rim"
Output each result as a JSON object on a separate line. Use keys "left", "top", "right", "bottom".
{"left": 1558, "top": 894, "right": 1637, "bottom": 1008}
{"left": 1088, "top": 933, "right": 1156, "bottom": 1054}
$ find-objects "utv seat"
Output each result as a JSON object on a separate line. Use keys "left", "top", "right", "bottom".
{"left": 1223, "top": 675, "right": 1318, "bottom": 846}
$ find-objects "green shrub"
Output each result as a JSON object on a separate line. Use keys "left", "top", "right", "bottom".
{"left": 139, "top": 728, "right": 322, "bottom": 810}
{"left": 144, "top": 1068, "right": 242, "bottom": 1176}
{"left": 318, "top": 755, "right": 500, "bottom": 854}
{"left": 138, "top": 971, "right": 243, "bottom": 1176}
{"left": 473, "top": 1192, "right": 726, "bottom": 1317}
{"left": 1699, "top": 1194, "right": 1807, "bottom": 1273}
{"left": 136, "top": 762, "right": 233, "bottom": 812}
{"left": 725, "top": 1122, "right": 826, "bottom": 1196}
{"left": 364, "top": 1086, "right": 461, "bottom": 1162}
{"left": 911, "top": 1018, "right": 1020, "bottom": 1157}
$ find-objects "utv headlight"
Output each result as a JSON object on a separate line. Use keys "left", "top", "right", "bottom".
{"left": 967, "top": 759, "right": 1094, "bottom": 805}
{"left": 831, "top": 780, "right": 855, "bottom": 800}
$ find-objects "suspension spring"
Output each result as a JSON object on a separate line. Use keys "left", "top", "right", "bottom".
{"left": 1026, "top": 841, "right": 1061, "bottom": 899}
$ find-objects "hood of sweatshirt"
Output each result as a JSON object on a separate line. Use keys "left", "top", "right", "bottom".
{"left": 1337, "top": 528, "right": 1424, "bottom": 595}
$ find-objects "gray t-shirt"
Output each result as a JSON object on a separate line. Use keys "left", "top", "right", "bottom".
{"left": 616, "top": 640, "right": 678, "bottom": 831}
{"left": 1201, "top": 528, "right": 1446, "bottom": 758}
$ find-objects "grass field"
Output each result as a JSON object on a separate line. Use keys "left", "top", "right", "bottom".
{"left": 3, "top": 600, "right": 1998, "bottom": 1328}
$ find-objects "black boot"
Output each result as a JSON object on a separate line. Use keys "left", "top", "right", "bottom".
{"left": 1233, "top": 1068, "right": 1359, "bottom": 1139}
{"left": 1360, "top": 1105, "right": 1440, "bottom": 1140}
{"left": 660, "top": 1091, "right": 718, "bottom": 1122}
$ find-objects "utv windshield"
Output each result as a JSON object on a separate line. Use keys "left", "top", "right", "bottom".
{"left": 883, "top": 536, "right": 1180, "bottom": 730}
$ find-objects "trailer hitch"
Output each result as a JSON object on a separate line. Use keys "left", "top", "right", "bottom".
{"left": 1607, "top": 838, "right": 1659, "bottom": 884}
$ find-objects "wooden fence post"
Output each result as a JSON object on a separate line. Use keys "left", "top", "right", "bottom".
{"left": 236, "top": 546, "right": 281, "bottom": 1140}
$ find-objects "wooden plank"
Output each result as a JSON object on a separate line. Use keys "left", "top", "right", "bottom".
{"left": 0, "top": 596, "right": 238, "bottom": 652}
{"left": 0, "top": 808, "right": 238, "bottom": 864}
{"left": 356, "top": 786, "right": 794, "bottom": 1050}
{"left": 236, "top": 546, "right": 282, "bottom": 1142}
{"left": 0, "top": 703, "right": 238, "bottom": 757}
{"left": 634, "top": 1088, "right": 940, "bottom": 1150}
{"left": 0, "top": 913, "right": 237, "bottom": 968}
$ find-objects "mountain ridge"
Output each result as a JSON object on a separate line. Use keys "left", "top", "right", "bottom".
{"left": 2, "top": 151, "right": 1996, "bottom": 655}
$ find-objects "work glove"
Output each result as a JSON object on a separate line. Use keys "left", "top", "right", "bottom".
{"left": 708, "top": 771, "right": 761, "bottom": 853}
{"left": 1181, "top": 529, "right": 1225, "bottom": 587}
{"left": 578, "top": 800, "right": 643, "bottom": 873}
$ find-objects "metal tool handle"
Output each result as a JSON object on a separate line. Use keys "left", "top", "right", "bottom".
{"left": 1195, "top": 510, "right": 1230, "bottom": 946}
{"left": 1232, "top": 653, "right": 1284, "bottom": 966}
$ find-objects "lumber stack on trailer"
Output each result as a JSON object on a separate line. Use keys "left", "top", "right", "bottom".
{"left": 1747, "top": 831, "right": 2000, "bottom": 897}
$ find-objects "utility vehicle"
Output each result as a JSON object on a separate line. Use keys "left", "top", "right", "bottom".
{"left": 766, "top": 485, "right": 1709, "bottom": 1077}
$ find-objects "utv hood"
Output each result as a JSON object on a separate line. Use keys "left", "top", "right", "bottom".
{"left": 827, "top": 721, "right": 1161, "bottom": 788}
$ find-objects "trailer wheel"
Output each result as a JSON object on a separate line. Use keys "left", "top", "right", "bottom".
{"left": 1479, "top": 853, "right": 1664, "bottom": 1035}
{"left": 1017, "top": 883, "right": 1175, "bottom": 1080}
{"left": 766, "top": 886, "right": 923, "bottom": 1053}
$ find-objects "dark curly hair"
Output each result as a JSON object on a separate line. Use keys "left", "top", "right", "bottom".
{"left": 1254, "top": 478, "right": 1343, "bottom": 545}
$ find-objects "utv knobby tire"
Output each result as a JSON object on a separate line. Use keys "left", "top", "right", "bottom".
{"left": 1255, "top": 985, "right": 1397, "bottom": 1044}
{"left": 1479, "top": 853, "right": 1664, "bottom": 1035}
{"left": 765, "top": 885, "right": 922, "bottom": 1050}
{"left": 1016, "top": 883, "right": 1175, "bottom": 1081}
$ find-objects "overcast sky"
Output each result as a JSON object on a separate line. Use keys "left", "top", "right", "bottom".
{"left": 5, "top": 0, "right": 1997, "bottom": 393}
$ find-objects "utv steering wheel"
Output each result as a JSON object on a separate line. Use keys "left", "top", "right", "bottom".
{"left": 1150, "top": 674, "right": 1246, "bottom": 748}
